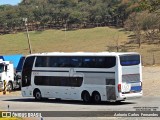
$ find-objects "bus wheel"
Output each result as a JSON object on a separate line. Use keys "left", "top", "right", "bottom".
{"left": 82, "top": 91, "right": 91, "bottom": 103}
{"left": 92, "top": 92, "right": 101, "bottom": 103}
{"left": 34, "top": 90, "right": 42, "bottom": 101}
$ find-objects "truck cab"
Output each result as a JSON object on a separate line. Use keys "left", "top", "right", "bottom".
{"left": 0, "top": 59, "right": 20, "bottom": 91}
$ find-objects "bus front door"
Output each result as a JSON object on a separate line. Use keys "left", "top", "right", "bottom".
{"left": 66, "top": 68, "right": 83, "bottom": 100}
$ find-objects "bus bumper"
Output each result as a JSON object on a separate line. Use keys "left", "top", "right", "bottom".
{"left": 117, "top": 92, "right": 143, "bottom": 100}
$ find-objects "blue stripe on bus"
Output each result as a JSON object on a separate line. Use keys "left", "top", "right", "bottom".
{"left": 131, "top": 86, "right": 142, "bottom": 91}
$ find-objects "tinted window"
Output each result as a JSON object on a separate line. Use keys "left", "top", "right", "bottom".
{"left": 70, "top": 57, "right": 82, "bottom": 67}
{"left": 0, "top": 64, "right": 4, "bottom": 73}
{"left": 35, "top": 56, "right": 70, "bottom": 67}
{"left": 57, "top": 57, "right": 70, "bottom": 67}
{"left": 35, "top": 56, "right": 49, "bottom": 67}
{"left": 95, "top": 57, "right": 105, "bottom": 68}
{"left": 81, "top": 57, "right": 116, "bottom": 68}
{"left": 82, "top": 57, "right": 96, "bottom": 68}
{"left": 16, "top": 56, "right": 25, "bottom": 72}
{"left": 120, "top": 54, "right": 140, "bottom": 66}
{"left": 103, "top": 57, "right": 116, "bottom": 68}
{"left": 22, "top": 56, "right": 35, "bottom": 87}
{"left": 49, "top": 57, "right": 59, "bottom": 67}
{"left": 34, "top": 76, "right": 83, "bottom": 87}
{"left": 34, "top": 56, "right": 116, "bottom": 68}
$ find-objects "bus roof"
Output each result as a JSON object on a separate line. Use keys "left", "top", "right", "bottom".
{"left": 26, "top": 52, "right": 140, "bottom": 57}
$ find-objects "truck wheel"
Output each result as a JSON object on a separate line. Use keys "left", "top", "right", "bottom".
{"left": 7, "top": 82, "right": 13, "bottom": 91}
{"left": 34, "top": 90, "right": 42, "bottom": 101}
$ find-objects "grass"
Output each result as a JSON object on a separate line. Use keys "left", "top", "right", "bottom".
{"left": 0, "top": 27, "right": 128, "bottom": 54}
{"left": 0, "top": 27, "right": 160, "bottom": 65}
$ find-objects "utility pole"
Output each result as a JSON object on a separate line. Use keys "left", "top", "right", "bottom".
{"left": 23, "top": 18, "right": 32, "bottom": 54}
{"left": 113, "top": 33, "right": 119, "bottom": 52}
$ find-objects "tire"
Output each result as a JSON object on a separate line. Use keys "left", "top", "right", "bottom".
{"left": 34, "top": 90, "right": 42, "bottom": 100}
{"left": 43, "top": 97, "right": 49, "bottom": 100}
{"left": 55, "top": 98, "right": 61, "bottom": 101}
{"left": 116, "top": 100, "right": 122, "bottom": 104}
{"left": 82, "top": 92, "right": 91, "bottom": 103}
{"left": 92, "top": 92, "right": 101, "bottom": 103}
{"left": 7, "top": 82, "right": 13, "bottom": 91}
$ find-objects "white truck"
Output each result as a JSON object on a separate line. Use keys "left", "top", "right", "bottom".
{"left": 0, "top": 59, "right": 21, "bottom": 91}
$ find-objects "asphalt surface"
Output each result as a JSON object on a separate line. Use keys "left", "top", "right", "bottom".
{"left": 0, "top": 94, "right": 160, "bottom": 120}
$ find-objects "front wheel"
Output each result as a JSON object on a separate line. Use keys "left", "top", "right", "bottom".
{"left": 34, "top": 90, "right": 42, "bottom": 100}
{"left": 7, "top": 82, "right": 13, "bottom": 91}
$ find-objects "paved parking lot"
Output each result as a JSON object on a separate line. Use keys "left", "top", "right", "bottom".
{"left": 0, "top": 66, "right": 160, "bottom": 120}
{"left": 0, "top": 94, "right": 160, "bottom": 120}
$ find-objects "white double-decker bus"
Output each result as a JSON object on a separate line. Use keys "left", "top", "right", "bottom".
{"left": 21, "top": 52, "right": 142, "bottom": 103}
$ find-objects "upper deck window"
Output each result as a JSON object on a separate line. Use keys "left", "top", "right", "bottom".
{"left": 35, "top": 56, "right": 116, "bottom": 68}
{"left": 120, "top": 54, "right": 140, "bottom": 66}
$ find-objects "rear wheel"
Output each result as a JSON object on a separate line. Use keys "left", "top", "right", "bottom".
{"left": 82, "top": 92, "right": 91, "bottom": 103}
{"left": 92, "top": 92, "right": 101, "bottom": 103}
{"left": 116, "top": 100, "right": 122, "bottom": 104}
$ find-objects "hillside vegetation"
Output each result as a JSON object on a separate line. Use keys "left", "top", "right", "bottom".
{"left": 0, "top": 0, "right": 160, "bottom": 66}
{"left": 0, "top": 27, "right": 160, "bottom": 65}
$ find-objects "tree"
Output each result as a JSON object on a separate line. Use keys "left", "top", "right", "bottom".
{"left": 124, "top": 12, "right": 144, "bottom": 48}
{"left": 140, "top": 0, "right": 160, "bottom": 12}
{"left": 2, "top": 0, "right": 158, "bottom": 34}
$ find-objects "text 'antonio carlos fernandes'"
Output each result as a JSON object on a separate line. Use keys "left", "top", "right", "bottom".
{"left": 114, "top": 112, "right": 159, "bottom": 117}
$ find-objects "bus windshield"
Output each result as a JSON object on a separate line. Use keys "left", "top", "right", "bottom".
{"left": 0, "top": 64, "right": 4, "bottom": 73}
{"left": 120, "top": 54, "right": 140, "bottom": 66}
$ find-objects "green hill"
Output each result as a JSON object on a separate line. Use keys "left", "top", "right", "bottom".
{"left": 0, "top": 27, "right": 160, "bottom": 65}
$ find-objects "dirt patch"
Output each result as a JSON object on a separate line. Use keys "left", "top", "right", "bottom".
{"left": 142, "top": 66, "right": 160, "bottom": 96}
{"left": 0, "top": 91, "right": 21, "bottom": 96}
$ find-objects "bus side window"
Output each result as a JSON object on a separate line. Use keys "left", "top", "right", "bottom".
{"left": 49, "top": 57, "right": 58, "bottom": 67}
{"left": 70, "top": 57, "right": 82, "bottom": 67}
{"left": 35, "top": 56, "right": 48, "bottom": 67}
{"left": 82, "top": 57, "right": 96, "bottom": 68}
{"left": 36, "top": 57, "right": 43, "bottom": 67}
{"left": 58, "top": 57, "right": 70, "bottom": 67}
{"left": 104, "top": 57, "right": 116, "bottom": 68}
{"left": 96, "top": 57, "right": 105, "bottom": 68}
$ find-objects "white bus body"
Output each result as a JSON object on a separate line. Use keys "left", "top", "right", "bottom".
{"left": 21, "top": 52, "right": 142, "bottom": 103}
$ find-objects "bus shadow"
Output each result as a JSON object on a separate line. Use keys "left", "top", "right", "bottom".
{"left": 4, "top": 98, "right": 136, "bottom": 106}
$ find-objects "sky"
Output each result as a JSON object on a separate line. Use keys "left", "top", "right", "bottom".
{"left": 0, "top": 0, "right": 22, "bottom": 5}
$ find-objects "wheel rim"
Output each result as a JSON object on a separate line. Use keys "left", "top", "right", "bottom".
{"left": 7, "top": 83, "right": 12, "bottom": 91}
{"left": 35, "top": 92, "right": 41, "bottom": 100}
{"left": 83, "top": 93, "right": 90, "bottom": 102}
{"left": 94, "top": 93, "right": 101, "bottom": 103}
{"left": 95, "top": 94, "right": 100, "bottom": 102}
